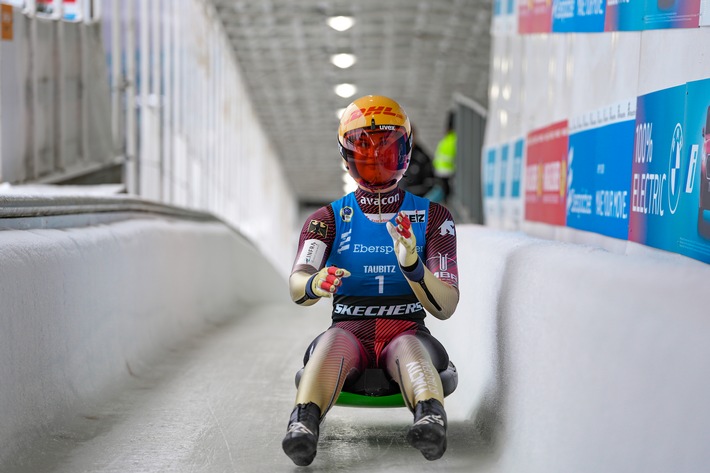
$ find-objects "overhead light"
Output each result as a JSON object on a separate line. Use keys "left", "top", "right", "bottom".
{"left": 327, "top": 16, "right": 355, "bottom": 32}
{"left": 331, "top": 53, "right": 356, "bottom": 69}
{"left": 334, "top": 83, "right": 357, "bottom": 98}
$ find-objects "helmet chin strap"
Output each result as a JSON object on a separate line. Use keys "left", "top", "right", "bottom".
{"left": 377, "top": 189, "right": 383, "bottom": 222}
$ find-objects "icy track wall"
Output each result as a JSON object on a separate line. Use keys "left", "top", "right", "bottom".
{"left": 428, "top": 225, "right": 710, "bottom": 473}
{"left": 2, "top": 201, "right": 709, "bottom": 472}
{"left": 0, "top": 197, "right": 289, "bottom": 464}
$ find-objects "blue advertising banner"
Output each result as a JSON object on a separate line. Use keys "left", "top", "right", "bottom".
{"left": 643, "top": 0, "right": 701, "bottom": 29}
{"left": 552, "top": 0, "right": 606, "bottom": 32}
{"left": 605, "top": 0, "right": 646, "bottom": 30}
{"left": 567, "top": 100, "right": 636, "bottom": 240}
{"left": 605, "top": 0, "right": 701, "bottom": 30}
{"left": 499, "top": 143, "right": 510, "bottom": 199}
{"left": 483, "top": 146, "right": 500, "bottom": 224}
{"left": 629, "top": 81, "right": 710, "bottom": 263}
{"left": 512, "top": 138, "right": 524, "bottom": 200}
{"left": 493, "top": 0, "right": 516, "bottom": 16}
{"left": 483, "top": 139, "right": 526, "bottom": 229}
{"left": 505, "top": 137, "right": 525, "bottom": 228}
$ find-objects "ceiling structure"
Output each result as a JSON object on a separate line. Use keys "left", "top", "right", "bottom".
{"left": 212, "top": 0, "right": 492, "bottom": 205}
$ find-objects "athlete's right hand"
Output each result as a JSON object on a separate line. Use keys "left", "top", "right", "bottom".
{"left": 310, "top": 266, "right": 351, "bottom": 298}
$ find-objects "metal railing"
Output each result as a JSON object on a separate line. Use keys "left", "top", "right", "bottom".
{"left": 450, "top": 92, "right": 487, "bottom": 224}
{"left": 0, "top": 0, "right": 117, "bottom": 185}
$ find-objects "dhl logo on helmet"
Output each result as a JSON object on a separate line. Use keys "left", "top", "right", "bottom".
{"left": 343, "top": 106, "right": 404, "bottom": 126}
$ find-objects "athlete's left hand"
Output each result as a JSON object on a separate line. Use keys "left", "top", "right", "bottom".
{"left": 386, "top": 211, "right": 418, "bottom": 267}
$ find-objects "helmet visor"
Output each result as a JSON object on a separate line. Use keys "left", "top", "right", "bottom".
{"left": 341, "top": 126, "right": 411, "bottom": 190}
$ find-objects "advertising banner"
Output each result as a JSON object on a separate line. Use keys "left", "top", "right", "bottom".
{"left": 566, "top": 100, "right": 636, "bottom": 240}
{"left": 525, "top": 121, "right": 569, "bottom": 225}
{"left": 629, "top": 81, "right": 710, "bottom": 263}
{"left": 35, "top": 0, "right": 81, "bottom": 21}
{"left": 605, "top": 0, "right": 647, "bottom": 30}
{"left": 483, "top": 139, "right": 526, "bottom": 229}
{"left": 62, "top": 0, "right": 80, "bottom": 22}
{"left": 483, "top": 146, "right": 501, "bottom": 225}
{"left": 519, "top": 0, "right": 553, "bottom": 33}
{"left": 504, "top": 138, "right": 526, "bottom": 228}
{"left": 493, "top": 0, "right": 517, "bottom": 34}
{"left": 552, "top": 0, "right": 606, "bottom": 32}
{"left": 643, "top": 0, "right": 701, "bottom": 29}
{"left": 499, "top": 143, "right": 510, "bottom": 206}
{"left": 605, "top": 0, "right": 701, "bottom": 30}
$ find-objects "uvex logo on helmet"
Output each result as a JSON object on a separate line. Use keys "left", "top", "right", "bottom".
{"left": 343, "top": 106, "right": 405, "bottom": 126}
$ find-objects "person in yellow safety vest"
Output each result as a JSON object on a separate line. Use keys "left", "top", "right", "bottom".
{"left": 427, "top": 110, "right": 457, "bottom": 204}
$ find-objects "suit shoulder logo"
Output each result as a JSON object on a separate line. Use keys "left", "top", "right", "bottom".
{"left": 308, "top": 220, "right": 328, "bottom": 238}
{"left": 340, "top": 206, "right": 353, "bottom": 223}
{"left": 439, "top": 220, "right": 455, "bottom": 236}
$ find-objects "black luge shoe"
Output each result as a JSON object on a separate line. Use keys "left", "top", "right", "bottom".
{"left": 282, "top": 402, "right": 321, "bottom": 466}
{"left": 407, "top": 398, "right": 448, "bottom": 461}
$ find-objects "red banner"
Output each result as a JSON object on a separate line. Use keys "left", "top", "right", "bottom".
{"left": 524, "top": 120, "right": 569, "bottom": 225}
{"left": 518, "top": 0, "right": 553, "bottom": 34}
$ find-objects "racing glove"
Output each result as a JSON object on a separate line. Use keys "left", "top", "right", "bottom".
{"left": 308, "top": 266, "right": 350, "bottom": 298}
{"left": 290, "top": 266, "right": 350, "bottom": 305}
{"left": 386, "top": 212, "right": 419, "bottom": 267}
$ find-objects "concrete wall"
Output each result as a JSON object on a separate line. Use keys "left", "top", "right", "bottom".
{"left": 0, "top": 208, "right": 289, "bottom": 464}
{"left": 429, "top": 225, "right": 710, "bottom": 473}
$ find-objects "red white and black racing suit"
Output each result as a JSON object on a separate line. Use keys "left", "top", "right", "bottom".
{"left": 289, "top": 186, "right": 459, "bottom": 414}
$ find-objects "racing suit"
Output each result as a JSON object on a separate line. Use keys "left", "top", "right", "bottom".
{"left": 289, "top": 186, "right": 459, "bottom": 414}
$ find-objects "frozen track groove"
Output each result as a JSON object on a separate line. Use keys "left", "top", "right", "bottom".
{"left": 5, "top": 302, "right": 493, "bottom": 473}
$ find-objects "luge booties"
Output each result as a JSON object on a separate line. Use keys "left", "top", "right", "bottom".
{"left": 407, "top": 398, "right": 448, "bottom": 460}
{"left": 282, "top": 402, "right": 321, "bottom": 466}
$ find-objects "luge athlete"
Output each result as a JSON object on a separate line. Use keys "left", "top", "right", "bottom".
{"left": 282, "top": 95, "right": 460, "bottom": 466}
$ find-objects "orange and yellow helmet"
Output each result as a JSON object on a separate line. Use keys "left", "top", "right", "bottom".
{"left": 338, "top": 95, "right": 413, "bottom": 192}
